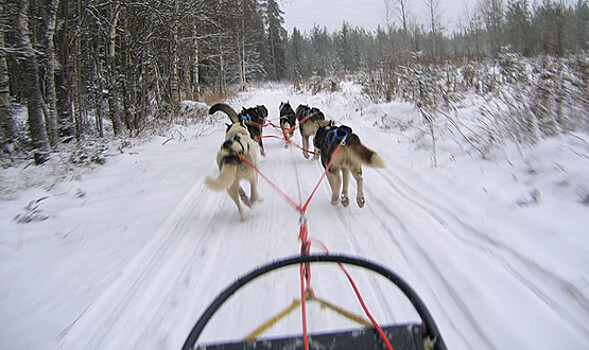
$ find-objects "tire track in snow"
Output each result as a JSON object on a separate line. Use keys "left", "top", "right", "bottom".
{"left": 372, "top": 166, "right": 589, "bottom": 338}
{"left": 366, "top": 193, "right": 491, "bottom": 349}
{"left": 58, "top": 180, "right": 223, "bottom": 349}
{"left": 332, "top": 207, "right": 414, "bottom": 326}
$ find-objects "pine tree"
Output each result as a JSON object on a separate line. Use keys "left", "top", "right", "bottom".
{"left": 287, "top": 27, "right": 305, "bottom": 80}
{"left": 506, "top": 0, "right": 531, "bottom": 55}
{"left": 264, "top": 0, "right": 287, "bottom": 81}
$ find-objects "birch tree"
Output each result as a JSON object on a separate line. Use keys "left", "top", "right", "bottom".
{"left": 14, "top": 0, "right": 50, "bottom": 164}
{"left": 106, "top": 0, "right": 124, "bottom": 135}
{"left": 39, "top": 0, "right": 59, "bottom": 147}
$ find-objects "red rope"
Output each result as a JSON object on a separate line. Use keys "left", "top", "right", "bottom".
{"left": 260, "top": 131, "right": 316, "bottom": 156}
{"left": 299, "top": 258, "right": 310, "bottom": 350}
{"left": 237, "top": 154, "right": 302, "bottom": 213}
{"left": 300, "top": 144, "right": 342, "bottom": 213}
{"left": 238, "top": 134, "right": 393, "bottom": 350}
{"left": 338, "top": 263, "right": 394, "bottom": 350}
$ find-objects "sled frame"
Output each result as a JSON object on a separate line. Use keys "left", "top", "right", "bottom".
{"left": 182, "top": 254, "right": 447, "bottom": 350}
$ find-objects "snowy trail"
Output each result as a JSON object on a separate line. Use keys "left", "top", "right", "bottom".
{"left": 62, "top": 92, "right": 586, "bottom": 349}
{"left": 3, "top": 85, "right": 588, "bottom": 350}
{"left": 375, "top": 160, "right": 589, "bottom": 338}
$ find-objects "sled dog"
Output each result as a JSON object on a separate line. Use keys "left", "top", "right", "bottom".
{"left": 295, "top": 104, "right": 331, "bottom": 159}
{"left": 314, "top": 123, "right": 385, "bottom": 208}
{"left": 205, "top": 122, "right": 262, "bottom": 221}
{"left": 209, "top": 103, "right": 268, "bottom": 156}
{"left": 279, "top": 102, "right": 297, "bottom": 146}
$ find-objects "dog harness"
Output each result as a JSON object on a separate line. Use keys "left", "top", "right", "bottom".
{"left": 305, "top": 108, "right": 318, "bottom": 118}
{"left": 222, "top": 135, "right": 246, "bottom": 155}
{"left": 326, "top": 126, "right": 349, "bottom": 144}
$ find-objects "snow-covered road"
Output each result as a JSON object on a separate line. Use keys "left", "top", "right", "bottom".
{"left": 1, "top": 84, "right": 588, "bottom": 349}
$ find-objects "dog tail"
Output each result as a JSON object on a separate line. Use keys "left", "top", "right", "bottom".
{"left": 205, "top": 164, "right": 238, "bottom": 191}
{"left": 347, "top": 134, "right": 386, "bottom": 168}
{"left": 209, "top": 103, "right": 239, "bottom": 123}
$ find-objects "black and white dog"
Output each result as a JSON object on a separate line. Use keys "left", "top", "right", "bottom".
{"left": 295, "top": 104, "right": 331, "bottom": 159}
{"left": 205, "top": 122, "right": 262, "bottom": 221}
{"left": 209, "top": 103, "right": 268, "bottom": 156}
{"left": 279, "top": 101, "right": 297, "bottom": 146}
{"left": 314, "top": 123, "right": 385, "bottom": 208}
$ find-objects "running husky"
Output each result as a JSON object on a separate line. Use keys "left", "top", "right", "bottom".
{"left": 295, "top": 104, "right": 331, "bottom": 159}
{"left": 279, "top": 101, "right": 297, "bottom": 146}
{"left": 205, "top": 122, "right": 262, "bottom": 221}
{"left": 314, "top": 123, "right": 385, "bottom": 208}
{"left": 209, "top": 103, "right": 268, "bottom": 156}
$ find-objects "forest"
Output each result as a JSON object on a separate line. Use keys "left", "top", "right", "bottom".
{"left": 0, "top": 0, "right": 588, "bottom": 165}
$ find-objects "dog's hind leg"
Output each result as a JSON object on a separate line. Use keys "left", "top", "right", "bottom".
{"left": 326, "top": 171, "right": 342, "bottom": 206}
{"left": 249, "top": 177, "right": 262, "bottom": 204}
{"left": 340, "top": 168, "right": 351, "bottom": 207}
{"left": 302, "top": 134, "right": 310, "bottom": 159}
{"left": 351, "top": 167, "right": 365, "bottom": 208}
{"left": 242, "top": 176, "right": 262, "bottom": 207}
{"left": 228, "top": 183, "right": 247, "bottom": 221}
{"left": 239, "top": 186, "right": 249, "bottom": 205}
{"left": 258, "top": 139, "right": 266, "bottom": 156}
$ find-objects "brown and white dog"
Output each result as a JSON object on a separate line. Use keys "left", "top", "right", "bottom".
{"left": 314, "top": 123, "right": 385, "bottom": 208}
{"left": 205, "top": 122, "right": 262, "bottom": 221}
{"left": 295, "top": 104, "right": 331, "bottom": 159}
{"left": 279, "top": 101, "right": 297, "bottom": 146}
{"left": 209, "top": 103, "right": 268, "bottom": 156}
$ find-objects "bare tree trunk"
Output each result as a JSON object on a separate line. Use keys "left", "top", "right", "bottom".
{"left": 107, "top": 0, "right": 124, "bottom": 135}
{"left": 121, "top": 10, "right": 136, "bottom": 132}
{"left": 16, "top": 0, "right": 51, "bottom": 164}
{"left": 73, "top": 0, "right": 83, "bottom": 138}
{"left": 237, "top": 0, "right": 247, "bottom": 91}
{"left": 0, "top": 9, "right": 18, "bottom": 157}
{"left": 39, "top": 0, "right": 60, "bottom": 147}
{"left": 219, "top": 38, "right": 225, "bottom": 93}
{"left": 141, "top": 51, "right": 150, "bottom": 123}
{"left": 170, "top": 0, "right": 180, "bottom": 109}
{"left": 55, "top": 0, "right": 74, "bottom": 139}
{"left": 425, "top": 0, "right": 440, "bottom": 60}
{"left": 192, "top": 22, "right": 201, "bottom": 100}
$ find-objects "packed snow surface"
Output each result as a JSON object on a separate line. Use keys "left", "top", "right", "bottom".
{"left": 1, "top": 83, "right": 588, "bottom": 349}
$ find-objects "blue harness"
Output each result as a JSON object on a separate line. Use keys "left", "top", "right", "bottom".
{"left": 326, "top": 127, "right": 349, "bottom": 144}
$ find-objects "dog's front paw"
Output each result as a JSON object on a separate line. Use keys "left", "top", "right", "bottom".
{"left": 303, "top": 152, "right": 310, "bottom": 159}
{"left": 357, "top": 197, "right": 365, "bottom": 208}
{"left": 341, "top": 195, "right": 350, "bottom": 207}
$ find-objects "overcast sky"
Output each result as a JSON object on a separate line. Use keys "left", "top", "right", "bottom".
{"left": 280, "top": 0, "right": 479, "bottom": 34}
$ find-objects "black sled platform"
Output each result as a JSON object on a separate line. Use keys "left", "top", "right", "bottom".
{"left": 195, "top": 323, "right": 426, "bottom": 350}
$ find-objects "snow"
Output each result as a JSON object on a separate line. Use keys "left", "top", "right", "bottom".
{"left": 1, "top": 83, "right": 588, "bottom": 349}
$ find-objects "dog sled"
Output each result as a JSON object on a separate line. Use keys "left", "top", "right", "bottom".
{"left": 182, "top": 254, "right": 447, "bottom": 350}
